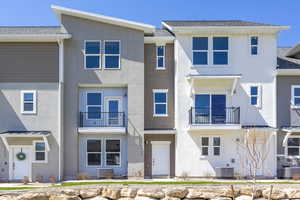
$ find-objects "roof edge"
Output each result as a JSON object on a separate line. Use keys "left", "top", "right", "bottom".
{"left": 51, "top": 5, "right": 155, "bottom": 34}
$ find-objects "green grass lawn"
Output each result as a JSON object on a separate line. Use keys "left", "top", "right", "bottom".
{"left": 0, "top": 187, "right": 43, "bottom": 191}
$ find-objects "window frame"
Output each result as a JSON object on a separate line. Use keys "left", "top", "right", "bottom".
{"left": 105, "top": 138, "right": 122, "bottom": 167}
{"left": 86, "top": 138, "right": 102, "bottom": 167}
{"left": 32, "top": 140, "right": 47, "bottom": 163}
{"left": 286, "top": 137, "right": 300, "bottom": 157}
{"left": 21, "top": 90, "right": 37, "bottom": 114}
{"left": 86, "top": 92, "right": 102, "bottom": 120}
{"left": 250, "top": 36, "right": 258, "bottom": 56}
{"left": 291, "top": 85, "right": 300, "bottom": 108}
{"left": 156, "top": 45, "right": 165, "bottom": 70}
{"left": 250, "top": 85, "right": 262, "bottom": 108}
{"left": 192, "top": 37, "right": 209, "bottom": 66}
{"left": 84, "top": 40, "right": 101, "bottom": 70}
{"left": 104, "top": 40, "right": 121, "bottom": 70}
{"left": 212, "top": 37, "right": 229, "bottom": 65}
{"left": 200, "top": 137, "right": 209, "bottom": 156}
{"left": 153, "top": 89, "right": 168, "bottom": 117}
{"left": 200, "top": 136, "right": 221, "bottom": 157}
{"left": 212, "top": 136, "right": 221, "bottom": 156}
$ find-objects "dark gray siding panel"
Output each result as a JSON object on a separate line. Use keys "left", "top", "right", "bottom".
{"left": 0, "top": 43, "right": 59, "bottom": 82}
{"left": 144, "top": 44, "right": 175, "bottom": 129}
{"left": 277, "top": 76, "right": 300, "bottom": 127}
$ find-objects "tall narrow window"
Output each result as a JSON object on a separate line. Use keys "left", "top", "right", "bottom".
{"left": 87, "top": 139, "right": 101, "bottom": 166}
{"left": 153, "top": 89, "right": 168, "bottom": 116}
{"left": 106, "top": 139, "right": 121, "bottom": 166}
{"left": 104, "top": 41, "right": 120, "bottom": 69}
{"left": 201, "top": 137, "right": 209, "bottom": 156}
{"left": 86, "top": 92, "right": 102, "bottom": 119}
{"left": 250, "top": 36, "right": 258, "bottom": 55}
{"left": 21, "top": 90, "right": 36, "bottom": 114}
{"left": 250, "top": 86, "right": 261, "bottom": 107}
{"left": 156, "top": 46, "right": 165, "bottom": 69}
{"left": 84, "top": 41, "right": 101, "bottom": 69}
{"left": 193, "top": 37, "right": 208, "bottom": 65}
{"left": 292, "top": 86, "right": 300, "bottom": 107}
{"left": 213, "top": 37, "right": 228, "bottom": 65}
{"left": 287, "top": 138, "right": 300, "bottom": 156}
{"left": 213, "top": 137, "right": 221, "bottom": 156}
{"left": 33, "top": 141, "right": 46, "bottom": 162}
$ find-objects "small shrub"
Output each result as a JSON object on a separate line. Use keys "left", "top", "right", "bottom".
{"left": 76, "top": 173, "right": 89, "bottom": 180}
{"left": 23, "top": 176, "right": 30, "bottom": 185}
{"left": 35, "top": 175, "right": 44, "bottom": 183}
{"left": 49, "top": 176, "right": 57, "bottom": 185}
{"left": 292, "top": 174, "right": 300, "bottom": 180}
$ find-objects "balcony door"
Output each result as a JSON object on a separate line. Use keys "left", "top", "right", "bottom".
{"left": 195, "top": 94, "right": 226, "bottom": 124}
{"left": 105, "top": 97, "right": 122, "bottom": 127}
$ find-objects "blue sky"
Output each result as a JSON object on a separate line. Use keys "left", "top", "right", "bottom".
{"left": 0, "top": 0, "right": 299, "bottom": 46}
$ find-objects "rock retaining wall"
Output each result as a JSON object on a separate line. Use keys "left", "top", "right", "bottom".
{"left": 0, "top": 185, "right": 300, "bottom": 200}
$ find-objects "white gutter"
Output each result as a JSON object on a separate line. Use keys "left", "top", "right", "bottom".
{"left": 0, "top": 34, "right": 71, "bottom": 42}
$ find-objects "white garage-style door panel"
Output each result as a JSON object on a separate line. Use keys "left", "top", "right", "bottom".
{"left": 10, "top": 146, "right": 32, "bottom": 180}
{"left": 151, "top": 141, "right": 171, "bottom": 176}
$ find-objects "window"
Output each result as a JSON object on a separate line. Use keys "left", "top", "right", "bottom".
{"left": 250, "top": 86, "right": 261, "bottom": 107}
{"left": 201, "top": 136, "right": 221, "bottom": 156}
{"left": 33, "top": 141, "right": 46, "bottom": 162}
{"left": 86, "top": 92, "right": 102, "bottom": 119}
{"left": 213, "top": 137, "right": 221, "bottom": 156}
{"left": 105, "top": 139, "right": 121, "bottom": 166}
{"left": 87, "top": 139, "right": 101, "bottom": 166}
{"left": 292, "top": 86, "right": 300, "bottom": 107}
{"left": 156, "top": 46, "right": 165, "bottom": 69}
{"left": 250, "top": 36, "right": 258, "bottom": 55}
{"left": 201, "top": 137, "right": 209, "bottom": 156}
{"left": 287, "top": 138, "right": 300, "bottom": 156}
{"left": 193, "top": 37, "right": 208, "bottom": 65}
{"left": 104, "top": 41, "right": 120, "bottom": 69}
{"left": 84, "top": 41, "right": 101, "bottom": 69}
{"left": 213, "top": 37, "right": 228, "bottom": 65}
{"left": 21, "top": 91, "right": 36, "bottom": 114}
{"left": 153, "top": 89, "right": 168, "bottom": 116}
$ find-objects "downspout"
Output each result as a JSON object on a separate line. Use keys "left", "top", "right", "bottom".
{"left": 58, "top": 39, "right": 64, "bottom": 181}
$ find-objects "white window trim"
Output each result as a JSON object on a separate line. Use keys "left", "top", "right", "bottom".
{"left": 200, "top": 137, "right": 209, "bottom": 156}
{"left": 250, "top": 85, "right": 262, "bottom": 108}
{"left": 200, "top": 136, "right": 221, "bottom": 157}
{"left": 250, "top": 36, "right": 258, "bottom": 56}
{"left": 192, "top": 36, "right": 229, "bottom": 67}
{"left": 153, "top": 89, "right": 168, "bottom": 117}
{"left": 32, "top": 140, "right": 48, "bottom": 163}
{"left": 104, "top": 40, "right": 121, "bottom": 69}
{"left": 104, "top": 96, "right": 123, "bottom": 126}
{"left": 156, "top": 45, "right": 165, "bottom": 70}
{"left": 105, "top": 138, "right": 122, "bottom": 167}
{"left": 86, "top": 138, "right": 102, "bottom": 167}
{"left": 291, "top": 85, "right": 300, "bottom": 108}
{"left": 84, "top": 40, "right": 101, "bottom": 70}
{"left": 286, "top": 136, "right": 300, "bottom": 157}
{"left": 21, "top": 90, "right": 37, "bottom": 114}
{"left": 86, "top": 92, "right": 103, "bottom": 120}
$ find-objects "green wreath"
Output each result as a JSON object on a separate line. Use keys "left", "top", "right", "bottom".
{"left": 16, "top": 152, "right": 26, "bottom": 161}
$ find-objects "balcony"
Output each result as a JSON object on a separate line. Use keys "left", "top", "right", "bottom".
{"left": 188, "top": 107, "right": 241, "bottom": 131}
{"left": 78, "top": 112, "right": 126, "bottom": 134}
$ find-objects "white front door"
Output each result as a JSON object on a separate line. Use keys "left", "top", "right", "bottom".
{"left": 10, "top": 147, "right": 31, "bottom": 180}
{"left": 151, "top": 141, "right": 170, "bottom": 176}
{"left": 105, "top": 97, "right": 122, "bottom": 126}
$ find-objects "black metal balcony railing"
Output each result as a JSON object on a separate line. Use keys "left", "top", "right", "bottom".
{"left": 189, "top": 107, "right": 240, "bottom": 125}
{"left": 79, "top": 112, "right": 126, "bottom": 128}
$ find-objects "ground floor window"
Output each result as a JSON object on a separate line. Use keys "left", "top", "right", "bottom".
{"left": 33, "top": 141, "right": 47, "bottom": 162}
{"left": 287, "top": 138, "right": 300, "bottom": 156}
{"left": 86, "top": 138, "right": 121, "bottom": 167}
{"left": 200, "top": 136, "right": 221, "bottom": 156}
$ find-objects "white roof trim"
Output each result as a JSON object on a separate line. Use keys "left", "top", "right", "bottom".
{"left": 187, "top": 75, "right": 242, "bottom": 80}
{"left": 144, "top": 129, "right": 176, "bottom": 134}
{"left": 286, "top": 43, "right": 300, "bottom": 57}
{"left": 0, "top": 34, "right": 71, "bottom": 42}
{"left": 276, "top": 69, "right": 300, "bottom": 76}
{"left": 51, "top": 5, "right": 155, "bottom": 34}
{"left": 144, "top": 36, "right": 174, "bottom": 44}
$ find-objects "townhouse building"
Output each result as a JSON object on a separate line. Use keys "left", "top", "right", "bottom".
{"left": 0, "top": 5, "right": 293, "bottom": 181}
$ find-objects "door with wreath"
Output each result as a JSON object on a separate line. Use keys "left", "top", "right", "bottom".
{"left": 10, "top": 147, "right": 31, "bottom": 180}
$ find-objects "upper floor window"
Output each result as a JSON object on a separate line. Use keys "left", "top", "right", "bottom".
{"left": 292, "top": 86, "right": 300, "bottom": 107}
{"left": 213, "top": 37, "right": 228, "bottom": 65}
{"left": 87, "top": 139, "right": 102, "bottom": 166}
{"left": 86, "top": 92, "right": 102, "bottom": 119}
{"left": 104, "top": 41, "right": 120, "bottom": 69}
{"left": 250, "top": 86, "right": 261, "bottom": 107}
{"left": 85, "top": 41, "right": 101, "bottom": 69}
{"left": 33, "top": 141, "right": 47, "bottom": 162}
{"left": 250, "top": 36, "right": 258, "bottom": 55}
{"left": 156, "top": 46, "right": 165, "bottom": 69}
{"left": 153, "top": 89, "right": 168, "bottom": 117}
{"left": 287, "top": 138, "right": 300, "bottom": 156}
{"left": 21, "top": 90, "right": 36, "bottom": 114}
{"left": 193, "top": 37, "right": 208, "bottom": 65}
